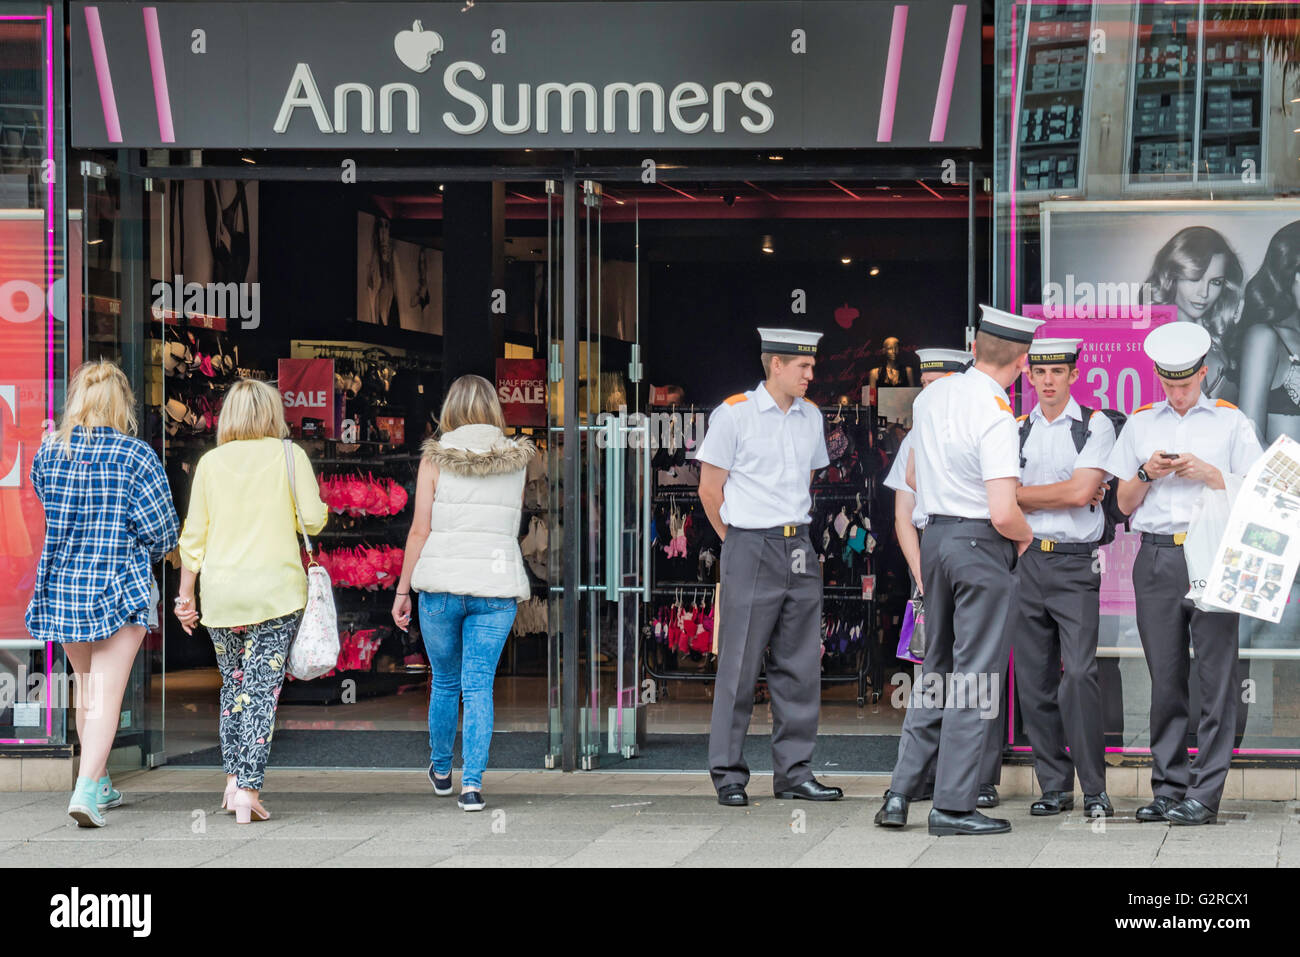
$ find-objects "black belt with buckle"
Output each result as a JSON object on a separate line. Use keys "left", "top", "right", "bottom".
{"left": 928, "top": 515, "right": 993, "bottom": 526}
{"left": 1031, "top": 537, "right": 1097, "bottom": 555}
{"left": 735, "top": 524, "right": 809, "bottom": 538}
{"left": 1141, "top": 532, "right": 1187, "bottom": 547}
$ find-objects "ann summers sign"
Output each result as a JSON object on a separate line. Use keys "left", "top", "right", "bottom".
{"left": 71, "top": 2, "right": 981, "bottom": 149}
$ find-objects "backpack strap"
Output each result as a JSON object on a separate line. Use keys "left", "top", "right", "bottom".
{"left": 1017, "top": 414, "right": 1032, "bottom": 469}
{"left": 1070, "top": 404, "right": 1092, "bottom": 455}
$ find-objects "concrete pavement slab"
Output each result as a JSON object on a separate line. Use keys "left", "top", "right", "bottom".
{"left": 0, "top": 840, "right": 125, "bottom": 866}
{"left": 199, "top": 839, "right": 371, "bottom": 867}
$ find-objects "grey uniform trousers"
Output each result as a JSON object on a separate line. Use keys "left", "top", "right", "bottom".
{"left": 709, "top": 525, "right": 823, "bottom": 793}
{"left": 1134, "top": 540, "right": 1239, "bottom": 811}
{"left": 1009, "top": 548, "right": 1107, "bottom": 795}
{"left": 890, "top": 518, "right": 1019, "bottom": 811}
{"left": 909, "top": 554, "right": 1006, "bottom": 793}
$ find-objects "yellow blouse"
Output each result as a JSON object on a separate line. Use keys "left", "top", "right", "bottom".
{"left": 179, "top": 437, "right": 328, "bottom": 628}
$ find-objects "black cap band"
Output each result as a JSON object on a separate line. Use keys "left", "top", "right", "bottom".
{"left": 1155, "top": 356, "right": 1206, "bottom": 380}
{"left": 1028, "top": 352, "right": 1078, "bottom": 365}
{"left": 978, "top": 322, "right": 1035, "bottom": 344}
{"left": 762, "top": 341, "right": 817, "bottom": 355}
{"left": 919, "top": 360, "right": 963, "bottom": 372}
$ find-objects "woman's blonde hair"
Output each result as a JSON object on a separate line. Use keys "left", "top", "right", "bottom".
{"left": 438, "top": 374, "right": 506, "bottom": 432}
{"left": 55, "top": 360, "right": 137, "bottom": 453}
{"left": 216, "top": 378, "right": 289, "bottom": 445}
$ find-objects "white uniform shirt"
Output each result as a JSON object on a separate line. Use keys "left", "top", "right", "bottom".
{"left": 912, "top": 367, "right": 1020, "bottom": 520}
{"left": 1105, "top": 394, "right": 1263, "bottom": 535}
{"left": 884, "top": 430, "right": 926, "bottom": 528}
{"left": 1019, "top": 398, "right": 1116, "bottom": 543}
{"left": 696, "top": 382, "right": 830, "bottom": 529}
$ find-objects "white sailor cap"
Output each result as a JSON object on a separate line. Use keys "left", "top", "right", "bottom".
{"left": 1027, "top": 338, "right": 1084, "bottom": 365}
{"left": 1144, "top": 322, "right": 1212, "bottom": 380}
{"left": 757, "top": 327, "right": 823, "bottom": 356}
{"left": 916, "top": 348, "right": 972, "bottom": 373}
{"left": 977, "top": 305, "right": 1046, "bottom": 344}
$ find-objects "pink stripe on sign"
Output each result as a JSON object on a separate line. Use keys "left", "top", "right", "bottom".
{"left": 876, "top": 5, "right": 908, "bottom": 143}
{"left": 84, "top": 6, "right": 122, "bottom": 143}
{"left": 143, "top": 7, "right": 175, "bottom": 142}
{"left": 929, "top": 4, "right": 967, "bottom": 142}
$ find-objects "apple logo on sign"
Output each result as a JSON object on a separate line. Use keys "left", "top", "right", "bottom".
{"left": 834, "top": 303, "right": 860, "bottom": 330}
{"left": 395, "top": 20, "right": 444, "bottom": 73}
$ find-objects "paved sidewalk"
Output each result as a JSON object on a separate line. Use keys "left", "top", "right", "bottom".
{"left": 2, "top": 768, "right": 1297, "bottom": 867}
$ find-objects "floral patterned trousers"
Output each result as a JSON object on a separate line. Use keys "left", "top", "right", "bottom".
{"left": 209, "top": 610, "right": 301, "bottom": 790}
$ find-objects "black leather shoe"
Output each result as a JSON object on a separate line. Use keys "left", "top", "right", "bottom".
{"left": 717, "top": 785, "right": 748, "bottom": 807}
{"left": 977, "top": 784, "right": 999, "bottom": 809}
{"left": 1135, "top": 794, "right": 1180, "bottom": 822}
{"left": 1083, "top": 791, "right": 1114, "bottom": 817}
{"left": 775, "top": 779, "right": 843, "bottom": 801}
{"left": 928, "top": 807, "right": 1012, "bottom": 836}
{"left": 1030, "top": 790, "right": 1075, "bottom": 815}
{"left": 1165, "top": 797, "right": 1217, "bottom": 826}
{"left": 874, "top": 790, "right": 909, "bottom": 828}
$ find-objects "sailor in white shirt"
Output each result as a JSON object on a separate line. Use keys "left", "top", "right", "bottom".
{"left": 883, "top": 347, "right": 1002, "bottom": 806}
{"left": 1009, "top": 338, "right": 1118, "bottom": 817}
{"left": 876, "top": 306, "right": 1039, "bottom": 836}
{"left": 884, "top": 349, "right": 972, "bottom": 581}
{"left": 696, "top": 328, "right": 840, "bottom": 807}
{"left": 1106, "top": 322, "right": 1263, "bottom": 826}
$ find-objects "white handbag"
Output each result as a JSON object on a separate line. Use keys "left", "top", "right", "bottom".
{"left": 282, "top": 440, "right": 340, "bottom": 680}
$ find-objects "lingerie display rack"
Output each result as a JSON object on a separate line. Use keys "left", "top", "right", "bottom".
{"left": 279, "top": 439, "right": 425, "bottom": 703}
{"left": 640, "top": 403, "right": 882, "bottom": 707}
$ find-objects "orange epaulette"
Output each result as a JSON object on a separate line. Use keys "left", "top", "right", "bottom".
{"left": 1216, "top": 399, "right": 1239, "bottom": 410}
{"left": 1016, "top": 413, "right": 1029, "bottom": 423}
{"left": 724, "top": 394, "right": 749, "bottom": 406}
{"left": 995, "top": 396, "right": 1013, "bottom": 415}
{"left": 1133, "top": 402, "right": 1154, "bottom": 414}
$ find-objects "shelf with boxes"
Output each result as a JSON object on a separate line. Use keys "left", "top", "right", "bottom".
{"left": 1014, "top": 1, "right": 1094, "bottom": 197}
{"left": 1124, "top": 1, "right": 1269, "bottom": 190}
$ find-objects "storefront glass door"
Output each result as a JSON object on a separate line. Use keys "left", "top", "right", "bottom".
{"left": 546, "top": 177, "right": 647, "bottom": 770}
{"left": 78, "top": 156, "right": 165, "bottom": 770}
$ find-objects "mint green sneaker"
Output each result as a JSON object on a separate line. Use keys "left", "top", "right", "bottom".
{"left": 68, "top": 776, "right": 106, "bottom": 828}
{"left": 96, "top": 775, "right": 123, "bottom": 810}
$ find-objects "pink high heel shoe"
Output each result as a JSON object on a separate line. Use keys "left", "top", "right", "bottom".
{"left": 231, "top": 789, "right": 271, "bottom": 824}
{"left": 220, "top": 779, "right": 239, "bottom": 813}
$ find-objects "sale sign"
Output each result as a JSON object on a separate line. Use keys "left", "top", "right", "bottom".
{"left": 1019, "top": 305, "right": 1177, "bottom": 616}
{"left": 278, "top": 358, "right": 335, "bottom": 438}
{"left": 496, "top": 358, "right": 546, "bottom": 427}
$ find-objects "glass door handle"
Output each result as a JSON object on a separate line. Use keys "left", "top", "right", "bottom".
{"left": 602, "top": 413, "right": 651, "bottom": 602}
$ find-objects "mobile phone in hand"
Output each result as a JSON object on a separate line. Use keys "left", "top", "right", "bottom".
{"left": 1160, "top": 452, "right": 1180, "bottom": 460}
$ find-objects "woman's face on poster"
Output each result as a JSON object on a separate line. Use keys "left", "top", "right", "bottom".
{"left": 1173, "top": 252, "right": 1228, "bottom": 321}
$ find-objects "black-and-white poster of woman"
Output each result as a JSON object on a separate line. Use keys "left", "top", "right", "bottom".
{"left": 1043, "top": 200, "right": 1300, "bottom": 649}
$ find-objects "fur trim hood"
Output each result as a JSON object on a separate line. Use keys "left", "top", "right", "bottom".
{"left": 421, "top": 424, "right": 535, "bottom": 477}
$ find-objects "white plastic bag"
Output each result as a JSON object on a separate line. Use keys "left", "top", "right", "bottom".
{"left": 288, "top": 563, "right": 340, "bottom": 680}
{"left": 1184, "top": 474, "right": 1242, "bottom": 611}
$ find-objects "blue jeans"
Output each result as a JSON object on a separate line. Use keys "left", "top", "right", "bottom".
{"left": 419, "top": 591, "right": 516, "bottom": 790}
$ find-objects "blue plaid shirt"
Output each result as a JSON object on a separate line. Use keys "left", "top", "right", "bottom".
{"left": 25, "top": 426, "right": 179, "bottom": 643}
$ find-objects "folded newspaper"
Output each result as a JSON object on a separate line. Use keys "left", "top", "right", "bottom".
{"left": 1201, "top": 435, "right": 1300, "bottom": 622}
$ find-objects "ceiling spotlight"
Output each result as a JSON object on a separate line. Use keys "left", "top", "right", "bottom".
{"left": 767, "top": 155, "right": 784, "bottom": 161}
{"left": 869, "top": 266, "right": 881, "bottom": 277}
{"left": 438, "top": 184, "right": 445, "bottom": 191}
{"left": 240, "top": 156, "right": 256, "bottom": 164}
{"left": 761, "top": 234, "right": 774, "bottom": 254}
{"left": 840, "top": 256, "right": 852, "bottom": 265}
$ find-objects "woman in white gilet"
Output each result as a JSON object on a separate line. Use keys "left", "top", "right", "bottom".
{"left": 392, "top": 375, "right": 534, "bottom": 811}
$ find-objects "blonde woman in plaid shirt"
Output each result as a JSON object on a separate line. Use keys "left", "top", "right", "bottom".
{"left": 25, "top": 361, "right": 179, "bottom": 827}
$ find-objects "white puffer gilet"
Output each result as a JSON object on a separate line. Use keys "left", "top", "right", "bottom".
{"left": 411, "top": 424, "right": 533, "bottom": 600}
